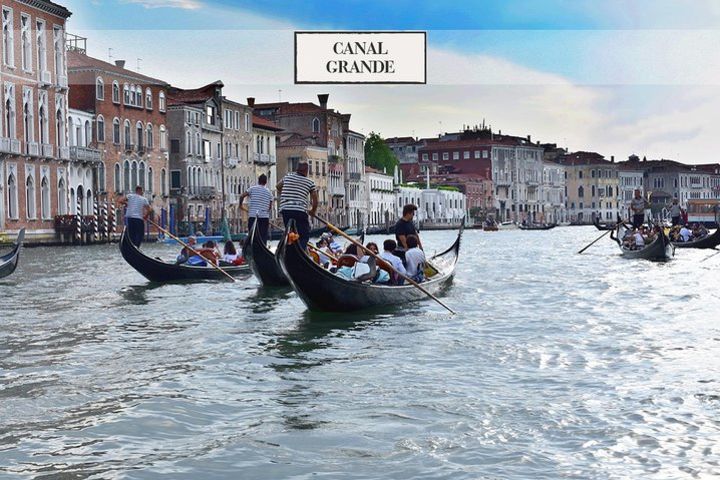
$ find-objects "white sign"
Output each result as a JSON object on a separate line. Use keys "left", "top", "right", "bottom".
{"left": 295, "top": 31, "right": 426, "bottom": 84}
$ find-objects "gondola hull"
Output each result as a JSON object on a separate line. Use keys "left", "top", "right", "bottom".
{"left": 120, "top": 229, "right": 249, "bottom": 282}
{"left": 243, "top": 220, "right": 290, "bottom": 287}
{"left": 671, "top": 228, "right": 720, "bottom": 249}
{"left": 615, "top": 226, "right": 674, "bottom": 260}
{"left": 518, "top": 224, "right": 557, "bottom": 231}
{"left": 278, "top": 222, "right": 463, "bottom": 312}
{"left": 0, "top": 229, "right": 25, "bottom": 279}
{"left": 593, "top": 217, "right": 616, "bottom": 231}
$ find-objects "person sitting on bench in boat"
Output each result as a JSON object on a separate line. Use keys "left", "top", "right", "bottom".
{"left": 176, "top": 236, "right": 198, "bottom": 264}
{"left": 679, "top": 225, "right": 692, "bottom": 242}
{"left": 404, "top": 235, "right": 427, "bottom": 282}
{"left": 380, "top": 239, "right": 406, "bottom": 285}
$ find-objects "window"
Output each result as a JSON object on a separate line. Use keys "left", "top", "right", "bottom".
{"left": 159, "top": 125, "right": 167, "bottom": 151}
{"left": 2, "top": 8, "right": 15, "bottom": 67}
{"left": 57, "top": 177, "right": 67, "bottom": 215}
{"left": 147, "top": 166, "right": 153, "bottom": 193}
{"left": 443, "top": 153, "right": 449, "bottom": 161}
{"left": 474, "top": 150, "right": 481, "bottom": 159}
{"left": 123, "top": 84, "right": 130, "bottom": 105}
{"left": 36, "top": 19, "right": 47, "bottom": 75}
{"left": 131, "top": 161, "right": 139, "bottom": 189}
{"left": 186, "top": 131, "right": 192, "bottom": 154}
{"left": 97, "top": 115, "right": 105, "bottom": 142}
{"left": 124, "top": 120, "right": 131, "bottom": 149}
{"left": 422, "top": 153, "right": 428, "bottom": 161}
{"left": 145, "top": 88, "right": 152, "bottom": 110}
{"left": 206, "top": 105, "right": 216, "bottom": 125}
{"left": 38, "top": 92, "right": 49, "bottom": 145}
{"left": 312, "top": 117, "right": 320, "bottom": 133}
{"left": 7, "top": 173, "right": 17, "bottom": 219}
{"left": 53, "top": 26, "right": 64, "bottom": 79}
{"left": 245, "top": 113, "right": 250, "bottom": 132}
{"left": 171, "top": 170, "right": 181, "bottom": 189}
{"left": 578, "top": 186, "right": 584, "bottom": 198}
{"left": 114, "top": 163, "right": 121, "bottom": 192}
{"left": 135, "top": 86, "right": 143, "bottom": 107}
{"left": 146, "top": 124, "right": 153, "bottom": 149}
{"left": 112, "top": 118, "right": 120, "bottom": 144}
{"left": 112, "top": 81, "right": 120, "bottom": 103}
{"left": 203, "top": 140, "right": 211, "bottom": 160}
{"left": 96, "top": 77, "right": 104, "bottom": 100}
{"left": 20, "top": 14, "right": 31, "bottom": 72}
{"left": 123, "top": 160, "right": 130, "bottom": 192}
{"left": 26, "top": 175, "right": 36, "bottom": 219}
{"left": 98, "top": 163, "right": 105, "bottom": 192}
{"left": 159, "top": 91, "right": 166, "bottom": 112}
{"left": 161, "top": 169, "right": 167, "bottom": 196}
{"left": 234, "top": 111, "right": 240, "bottom": 130}
{"left": 136, "top": 121, "right": 144, "bottom": 149}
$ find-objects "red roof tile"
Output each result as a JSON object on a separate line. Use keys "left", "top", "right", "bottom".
{"left": 252, "top": 115, "right": 283, "bottom": 131}
{"left": 167, "top": 81, "right": 223, "bottom": 106}
{"left": 67, "top": 50, "right": 168, "bottom": 86}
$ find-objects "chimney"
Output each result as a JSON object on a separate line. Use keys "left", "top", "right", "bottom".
{"left": 115, "top": 60, "right": 126, "bottom": 69}
{"left": 246, "top": 97, "right": 255, "bottom": 108}
{"left": 611, "top": 155, "right": 615, "bottom": 163}
{"left": 318, "top": 94, "right": 329, "bottom": 109}
{"left": 527, "top": 135, "right": 531, "bottom": 143}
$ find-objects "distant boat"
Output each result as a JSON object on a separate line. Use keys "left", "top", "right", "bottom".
{"left": 0, "top": 229, "right": 25, "bottom": 279}
{"left": 593, "top": 216, "right": 618, "bottom": 231}
{"left": 518, "top": 223, "right": 557, "bottom": 231}
{"left": 611, "top": 224, "right": 674, "bottom": 261}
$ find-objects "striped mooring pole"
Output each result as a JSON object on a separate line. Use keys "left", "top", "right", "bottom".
{"left": 92, "top": 197, "right": 99, "bottom": 243}
{"left": 75, "top": 195, "right": 82, "bottom": 244}
{"left": 101, "top": 199, "right": 109, "bottom": 242}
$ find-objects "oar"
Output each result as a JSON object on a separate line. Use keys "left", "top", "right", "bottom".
{"left": 312, "top": 214, "right": 456, "bottom": 315}
{"left": 147, "top": 219, "right": 237, "bottom": 283}
{"left": 307, "top": 242, "right": 340, "bottom": 264}
{"left": 578, "top": 229, "right": 612, "bottom": 254}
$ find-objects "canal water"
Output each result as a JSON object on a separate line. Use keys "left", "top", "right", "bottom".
{"left": 1, "top": 227, "right": 719, "bottom": 479}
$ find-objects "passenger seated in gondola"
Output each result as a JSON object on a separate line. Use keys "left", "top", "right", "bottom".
{"left": 692, "top": 223, "right": 708, "bottom": 240}
{"left": 669, "top": 225, "right": 681, "bottom": 242}
{"left": 321, "top": 232, "right": 343, "bottom": 255}
{"left": 633, "top": 229, "right": 646, "bottom": 249}
{"left": 343, "top": 243, "right": 362, "bottom": 259}
{"left": 360, "top": 242, "right": 379, "bottom": 263}
{"left": 198, "top": 240, "right": 220, "bottom": 266}
{"left": 679, "top": 225, "right": 692, "bottom": 242}
{"left": 220, "top": 241, "right": 245, "bottom": 266}
{"left": 380, "top": 239, "right": 406, "bottom": 285}
{"left": 404, "top": 235, "right": 427, "bottom": 282}
{"left": 176, "top": 235, "right": 198, "bottom": 264}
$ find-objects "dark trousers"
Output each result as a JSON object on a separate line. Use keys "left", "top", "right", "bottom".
{"left": 248, "top": 217, "right": 270, "bottom": 244}
{"left": 282, "top": 210, "right": 311, "bottom": 250}
{"left": 671, "top": 216, "right": 682, "bottom": 226}
{"left": 127, "top": 218, "right": 145, "bottom": 247}
{"left": 632, "top": 214, "right": 645, "bottom": 228}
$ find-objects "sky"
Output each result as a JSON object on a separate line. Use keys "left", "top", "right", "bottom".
{"left": 63, "top": 0, "right": 720, "bottom": 163}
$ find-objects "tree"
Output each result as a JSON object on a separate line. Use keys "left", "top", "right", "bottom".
{"left": 364, "top": 132, "right": 398, "bottom": 173}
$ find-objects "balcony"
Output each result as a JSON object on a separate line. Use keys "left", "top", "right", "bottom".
{"left": 70, "top": 146, "right": 102, "bottom": 163}
{"left": 41, "top": 144, "right": 54, "bottom": 158}
{"left": 59, "top": 146, "right": 70, "bottom": 160}
{"left": 26, "top": 142, "right": 40, "bottom": 157}
{"left": 39, "top": 70, "right": 52, "bottom": 86}
{"left": 495, "top": 178, "right": 512, "bottom": 186}
{"left": 328, "top": 154, "right": 342, "bottom": 164}
{"left": 136, "top": 144, "right": 146, "bottom": 155}
{"left": 0, "top": 137, "right": 21, "bottom": 154}
{"left": 57, "top": 75, "right": 68, "bottom": 89}
{"left": 189, "top": 186, "right": 217, "bottom": 199}
{"left": 348, "top": 172, "right": 362, "bottom": 182}
{"left": 225, "top": 156, "right": 239, "bottom": 168}
{"left": 253, "top": 152, "right": 275, "bottom": 165}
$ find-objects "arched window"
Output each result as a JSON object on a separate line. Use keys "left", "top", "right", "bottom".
{"left": 161, "top": 168, "right": 167, "bottom": 196}
{"left": 57, "top": 178, "right": 67, "bottom": 215}
{"left": 96, "top": 76, "right": 104, "bottom": 100}
{"left": 38, "top": 103, "right": 48, "bottom": 145}
{"left": 148, "top": 166, "right": 153, "bottom": 193}
{"left": 123, "top": 84, "right": 130, "bottom": 104}
{"left": 312, "top": 117, "right": 320, "bottom": 133}
{"left": 86, "top": 189, "right": 92, "bottom": 215}
{"left": 159, "top": 91, "right": 166, "bottom": 112}
{"left": 131, "top": 161, "right": 139, "bottom": 189}
{"left": 136, "top": 121, "right": 144, "bottom": 149}
{"left": 186, "top": 131, "right": 192, "bottom": 154}
{"left": 26, "top": 175, "right": 36, "bottom": 219}
{"left": 84, "top": 120, "right": 91, "bottom": 146}
{"left": 138, "top": 161, "right": 146, "bottom": 190}
{"left": 123, "top": 160, "right": 130, "bottom": 192}
{"left": 98, "top": 162, "right": 106, "bottom": 192}
{"left": 55, "top": 106, "right": 64, "bottom": 147}
{"left": 41, "top": 176, "right": 50, "bottom": 219}
{"left": 69, "top": 187, "right": 75, "bottom": 214}
{"left": 124, "top": 120, "right": 131, "bottom": 149}
{"left": 136, "top": 86, "right": 143, "bottom": 107}
{"left": 145, "top": 88, "right": 153, "bottom": 109}
{"left": 578, "top": 186, "right": 584, "bottom": 198}
{"left": 7, "top": 173, "right": 18, "bottom": 219}
{"left": 146, "top": 124, "right": 153, "bottom": 149}
{"left": 591, "top": 185, "right": 596, "bottom": 197}
{"left": 129, "top": 84, "right": 136, "bottom": 105}
{"left": 114, "top": 163, "right": 121, "bottom": 193}
{"left": 112, "top": 118, "right": 120, "bottom": 144}
{"left": 112, "top": 81, "right": 120, "bottom": 103}
{"left": 97, "top": 115, "right": 105, "bottom": 142}
{"left": 159, "top": 125, "right": 167, "bottom": 150}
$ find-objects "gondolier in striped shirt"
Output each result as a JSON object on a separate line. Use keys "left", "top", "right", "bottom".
{"left": 277, "top": 162, "right": 318, "bottom": 251}
{"left": 239, "top": 174, "right": 273, "bottom": 244}
{"left": 118, "top": 186, "right": 152, "bottom": 247}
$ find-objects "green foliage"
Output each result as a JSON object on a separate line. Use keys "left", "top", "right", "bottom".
{"left": 436, "top": 185, "right": 461, "bottom": 192}
{"left": 365, "top": 132, "right": 398, "bottom": 173}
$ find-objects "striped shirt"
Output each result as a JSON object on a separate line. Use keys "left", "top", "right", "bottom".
{"left": 246, "top": 185, "right": 273, "bottom": 218}
{"left": 279, "top": 172, "right": 316, "bottom": 212}
{"left": 125, "top": 194, "right": 149, "bottom": 219}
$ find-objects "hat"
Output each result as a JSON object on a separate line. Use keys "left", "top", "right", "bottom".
{"left": 188, "top": 235, "right": 197, "bottom": 243}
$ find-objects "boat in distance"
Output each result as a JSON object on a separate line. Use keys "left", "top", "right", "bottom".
{"left": 611, "top": 224, "right": 674, "bottom": 261}
{"left": 277, "top": 220, "right": 463, "bottom": 312}
{"left": 120, "top": 229, "right": 249, "bottom": 282}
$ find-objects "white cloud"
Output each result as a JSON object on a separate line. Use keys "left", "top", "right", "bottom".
{"left": 122, "top": 0, "right": 203, "bottom": 9}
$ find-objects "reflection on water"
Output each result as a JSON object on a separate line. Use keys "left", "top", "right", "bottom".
{"left": 2, "top": 228, "right": 720, "bottom": 478}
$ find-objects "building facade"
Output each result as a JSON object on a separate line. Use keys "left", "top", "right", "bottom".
{"left": 365, "top": 167, "right": 395, "bottom": 228}
{"left": 344, "top": 129, "right": 366, "bottom": 229}
{"left": 554, "top": 152, "right": 620, "bottom": 224}
{"left": 541, "top": 161, "right": 567, "bottom": 224}
{"left": 1, "top": 0, "right": 71, "bottom": 240}
{"left": 220, "top": 97, "right": 253, "bottom": 231}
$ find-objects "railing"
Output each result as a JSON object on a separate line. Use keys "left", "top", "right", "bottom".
{"left": 495, "top": 177, "right": 512, "bottom": 186}
{"left": 59, "top": 145, "right": 70, "bottom": 160}
{"left": 348, "top": 172, "right": 362, "bottom": 181}
{"left": 58, "top": 75, "right": 68, "bottom": 89}
{"left": 225, "top": 157, "right": 239, "bottom": 168}
{"left": 124, "top": 142, "right": 133, "bottom": 152}
{"left": 26, "top": 142, "right": 40, "bottom": 157}
{"left": 70, "top": 146, "right": 102, "bottom": 163}
{"left": 39, "top": 70, "right": 52, "bottom": 85}
{"left": 136, "top": 144, "right": 145, "bottom": 155}
{"left": 0, "top": 137, "right": 14, "bottom": 154}
{"left": 253, "top": 153, "right": 275, "bottom": 164}
{"left": 192, "top": 186, "right": 217, "bottom": 198}
{"left": 41, "top": 144, "right": 54, "bottom": 158}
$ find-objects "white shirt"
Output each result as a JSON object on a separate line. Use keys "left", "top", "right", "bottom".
{"left": 404, "top": 247, "right": 426, "bottom": 277}
{"left": 125, "top": 194, "right": 149, "bottom": 219}
{"left": 634, "top": 232, "right": 645, "bottom": 247}
{"left": 380, "top": 251, "right": 406, "bottom": 276}
{"left": 679, "top": 227, "right": 692, "bottom": 242}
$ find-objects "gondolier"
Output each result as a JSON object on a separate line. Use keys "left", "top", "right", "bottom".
{"left": 277, "top": 162, "right": 318, "bottom": 250}
{"left": 629, "top": 189, "right": 650, "bottom": 228}
{"left": 395, "top": 204, "right": 423, "bottom": 260}
{"left": 240, "top": 174, "right": 273, "bottom": 244}
{"left": 668, "top": 198, "right": 683, "bottom": 226}
{"left": 118, "top": 186, "right": 151, "bottom": 247}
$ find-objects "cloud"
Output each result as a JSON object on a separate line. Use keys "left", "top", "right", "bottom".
{"left": 122, "top": 0, "right": 203, "bottom": 9}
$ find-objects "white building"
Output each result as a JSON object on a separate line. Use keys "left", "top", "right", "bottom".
{"left": 67, "top": 108, "right": 102, "bottom": 215}
{"left": 345, "top": 130, "right": 366, "bottom": 229}
{"left": 541, "top": 161, "right": 567, "bottom": 224}
{"left": 396, "top": 185, "right": 466, "bottom": 226}
{"left": 492, "top": 140, "right": 545, "bottom": 223}
{"left": 365, "top": 167, "right": 395, "bottom": 227}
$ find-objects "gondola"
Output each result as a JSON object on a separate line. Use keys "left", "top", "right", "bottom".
{"left": 518, "top": 223, "right": 556, "bottom": 231}
{"left": 243, "top": 220, "right": 290, "bottom": 287}
{"left": 0, "top": 229, "right": 25, "bottom": 279}
{"left": 593, "top": 216, "right": 617, "bottom": 231}
{"left": 277, "top": 220, "right": 463, "bottom": 312}
{"left": 120, "top": 228, "right": 249, "bottom": 282}
{"left": 670, "top": 215, "right": 720, "bottom": 250}
{"left": 611, "top": 223, "right": 674, "bottom": 260}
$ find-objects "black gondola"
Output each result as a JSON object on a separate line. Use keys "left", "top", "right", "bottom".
{"left": 611, "top": 224, "right": 674, "bottom": 260}
{"left": 593, "top": 216, "right": 617, "bottom": 231}
{"left": 277, "top": 220, "right": 463, "bottom": 312}
{"left": 0, "top": 229, "right": 25, "bottom": 279}
{"left": 243, "top": 220, "right": 290, "bottom": 287}
{"left": 671, "top": 213, "right": 720, "bottom": 249}
{"left": 120, "top": 228, "right": 250, "bottom": 282}
{"left": 518, "top": 223, "right": 557, "bottom": 231}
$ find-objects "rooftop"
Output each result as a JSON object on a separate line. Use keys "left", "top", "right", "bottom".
{"left": 167, "top": 81, "right": 223, "bottom": 106}
{"left": 67, "top": 50, "right": 168, "bottom": 86}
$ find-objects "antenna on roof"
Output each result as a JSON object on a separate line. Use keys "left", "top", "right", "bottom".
{"left": 278, "top": 89, "right": 282, "bottom": 101}
{"left": 108, "top": 48, "right": 113, "bottom": 62}
{"left": 136, "top": 58, "right": 142, "bottom": 71}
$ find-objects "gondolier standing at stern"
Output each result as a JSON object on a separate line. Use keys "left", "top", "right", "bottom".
{"left": 118, "top": 185, "right": 152, "bottom": 247}
{"left": 629, "top": 189, "right": 650, "bottom": 228}
{"left": 277, "top": 162, "right": 318, "bottom": 250}
{"left": 239, "top": 174, "right": 273, "bottom": 244}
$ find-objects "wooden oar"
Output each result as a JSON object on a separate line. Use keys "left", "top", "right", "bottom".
{"left": 312, "top": 214, "right": 456, "bottom": 315}
{"left": 307, "top": 242, "right": 340, "bottom": 264}
{"left": 578, "top": 229, "right": 612, "bottom": 254}
{"left": 148, "top": 220, "right": 237, "bottom": 283}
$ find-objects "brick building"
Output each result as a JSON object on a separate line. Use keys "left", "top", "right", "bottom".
{"left": 220, "top": 96, "right": 253, "bottom": 232}
{"left": 1, "top": 0, "right": 71, "bottom": 241}
{"left": 67, "top": 50, "right": 170, "bottom": 227}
